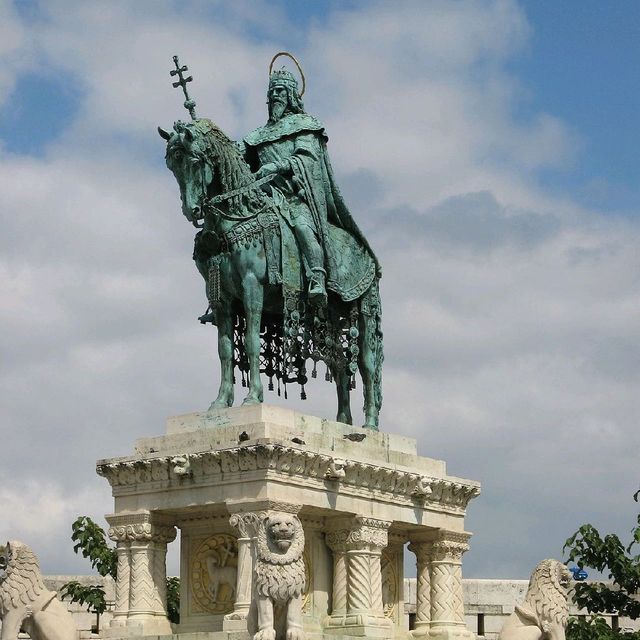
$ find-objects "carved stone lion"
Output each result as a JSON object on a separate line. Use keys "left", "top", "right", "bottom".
{"left": 499, "top": 559, "right": 571, "bottom": 640}
{"left": 0, "top": 540, "right": 77, "bottom": 640}
{"left": 253, "top": 513, "right": 306, "bottom": 640}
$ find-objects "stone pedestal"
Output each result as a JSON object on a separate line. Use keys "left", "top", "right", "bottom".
{"left": 97, "top": 405, "right": 480, "bottom": 640}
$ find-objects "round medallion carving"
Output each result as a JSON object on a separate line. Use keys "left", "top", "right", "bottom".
{"left": 191, "top": 533, "right": 238, "bottom": 614}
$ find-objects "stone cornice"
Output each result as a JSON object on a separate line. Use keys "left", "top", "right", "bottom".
{"left": 97, "top": 443, "right": 480, "bottom": 514}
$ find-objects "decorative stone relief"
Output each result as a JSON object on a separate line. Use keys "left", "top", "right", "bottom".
{"left": 97, "top": 444, "right": 480, "bottom": 513}
{"left": 191, "top": 533, "right": 238, "bottom": 614}
{"left": 381, "top": 548, "right": 398, "bottom": 620}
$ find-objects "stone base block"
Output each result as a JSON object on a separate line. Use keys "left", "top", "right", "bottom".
{"left": 427, "top": 626, "right": 475, "bottom": 640}
{"left": 324, "top": 613, "right": 393, "bottom": 637}
{"left": 103, "top": 617, "right": 173, "bottom": 638}
{"left": 98, "top": 406, "right": 482, "bottom": 640}
{"left": 104, "top": 632, "right": 249, "bottom": 640}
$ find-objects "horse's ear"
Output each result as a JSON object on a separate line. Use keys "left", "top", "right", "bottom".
{"left": 184, "top": 127, "right": 194, "bottom": 142}
{"left": 158, "top": 126, "right": 171, "bottom": 141}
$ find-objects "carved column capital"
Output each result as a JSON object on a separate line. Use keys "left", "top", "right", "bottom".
{"left": 408, "top": 538, "right": 435, "bottom": 561}
{"left": 346, "top": 517, "right": 392, "bottom": 551}
{"left": 107, "top": 512, "right": 176, "bottom": 544}
{"left": 228, "top": 511, "right": 263, "bottom": 538}
{"left": 431, "top": 531, "right": 470, "bottom": 563}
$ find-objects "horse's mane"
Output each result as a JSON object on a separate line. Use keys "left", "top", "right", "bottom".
{"left": 182, "top": 118, "right": 263, "bottom": 213}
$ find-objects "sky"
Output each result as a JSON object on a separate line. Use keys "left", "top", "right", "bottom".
{"left": 1, "top": 0, "right": 639, "bottom": 582}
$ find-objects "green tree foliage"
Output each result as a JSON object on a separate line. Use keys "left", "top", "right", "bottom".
{"left": 70, "top": 516, "right": 117, "bottom": 579}
{"left": 166, "top": 576, "right": 181, "bottom": 624}
{"left": 563, "top": 491, "right": 640, "bottom": 640}
{"left": 61, "top": 516, "right": 180, "bottom": 626}
{"left": 567, "top": 617, "right": 640, "bottom": 640}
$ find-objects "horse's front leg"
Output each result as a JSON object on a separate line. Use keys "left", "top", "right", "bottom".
{"left": 209, "top": 304, "right": 234, "bottom": 409}
{"left": 241, "top": 273, "right": 264, "bottom": 405}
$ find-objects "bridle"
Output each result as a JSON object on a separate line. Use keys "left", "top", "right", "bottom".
{"left": 184, "top": 149, "right": 275, "bottom": 227}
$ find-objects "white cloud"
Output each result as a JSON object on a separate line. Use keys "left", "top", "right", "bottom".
{"left": 0, "top": 477, "right": 112, "bottom": 574}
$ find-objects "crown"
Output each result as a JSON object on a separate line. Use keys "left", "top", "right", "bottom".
{"left": 269, "top": 68, "right": 299, "bottom": 93}
{"left": 268, "top": 52, "right": 305, "bottom": 97}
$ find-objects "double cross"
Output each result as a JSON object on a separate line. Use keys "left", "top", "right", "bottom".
{"left": 170, "top": 55, "right": 197, "bottom": 120}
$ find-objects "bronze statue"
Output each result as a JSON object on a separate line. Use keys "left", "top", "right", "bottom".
{"left": 159, "top": 53, "right": 383, "bottom": 428}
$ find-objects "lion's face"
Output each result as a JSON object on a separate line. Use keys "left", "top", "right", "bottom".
{"left": 267, "top": 515, "right": 297, "bottom": 552}
{"left": 557, "top": 564, "right": 571, "bottom": 590}
{"left": 0, "top": 543, "right": 9, "bottom": 583}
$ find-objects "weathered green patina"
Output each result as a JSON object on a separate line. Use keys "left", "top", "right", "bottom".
{"left": 159, "top": 54, "right": 383, "bottom": 428}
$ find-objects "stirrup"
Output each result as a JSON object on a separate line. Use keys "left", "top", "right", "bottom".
{"left": 198, "top": 307, "right": 216, "bottom": 324}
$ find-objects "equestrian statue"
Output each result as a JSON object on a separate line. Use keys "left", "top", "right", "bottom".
{"left": 159, "top": 53, "right": 383, "bottom": 429}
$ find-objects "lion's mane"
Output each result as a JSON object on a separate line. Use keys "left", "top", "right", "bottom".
{"left": 255, "top": 515, "right": 306, "bottom": 604}
{"left": 519, "top": 559, "right": 571, "bottom": 628}
{"left": 0, "top": 540, "right": 48, "bottom": 617}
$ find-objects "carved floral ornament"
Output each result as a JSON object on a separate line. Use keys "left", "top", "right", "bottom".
{"left": 97, "top": 444, "right": 480, "bottom": 512}
{"left": 325, "top": 517, "right": 391, "bottom": 551}
{"left": 108, "top": 522, "right": 177, "bottom": 544}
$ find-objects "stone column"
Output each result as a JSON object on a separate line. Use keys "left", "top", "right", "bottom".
{"left": 407, "top": 538, "right": 434, "bottom": 637}
{"left": 325, "top": 530, "right": 348, "bottom": 617}
{"left": 383, "top": 533, "right": 406, "bottom": 628}
{"left": 106, "top": 512, "right": 176, "bottom": 635}
{"left": 224, "top": 511, "right": 262, "bottom": 629}
{"left": 325, "top": 516, "right": 392, "bottom": 637}
{"left": 428, "top": 531, "right": 473, "bottom": 640}
{"left": 110, "top": 540, "right": 131, "bottom": 627}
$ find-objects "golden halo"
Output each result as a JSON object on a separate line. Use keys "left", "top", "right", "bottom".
{"left": 268, "top": 51, "right": 306, "bottom": 97}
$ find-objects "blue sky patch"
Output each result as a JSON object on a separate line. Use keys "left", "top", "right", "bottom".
{"left": 0, "top": 68, "right": 84, "bottom": 157}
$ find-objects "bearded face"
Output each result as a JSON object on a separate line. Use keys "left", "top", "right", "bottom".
{"left": 268, "top": 84, "right": 289, "bottom": 122}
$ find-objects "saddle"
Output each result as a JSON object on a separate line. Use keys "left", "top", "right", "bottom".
{"left": 193, "top": 211, "right": 376, "bottom": 308}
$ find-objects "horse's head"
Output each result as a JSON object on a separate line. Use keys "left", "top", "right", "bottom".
{"left": 159, "top": 120, "right": 213, "bottom": 223}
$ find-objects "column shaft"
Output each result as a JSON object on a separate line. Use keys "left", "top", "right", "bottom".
{"left": 331, "top": 549, "right": 348, "bottom": 614}
{"left": 428, "top": 531, "right": 473, "bottom": 640}
{"left": 408, "top": 540, "right": 433, "bottom": 635}
{"left": 111, "top": 541, "right": 131, "bottom": 626}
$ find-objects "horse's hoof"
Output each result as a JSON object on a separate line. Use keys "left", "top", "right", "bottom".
{"left": 363, "top": 418, "right": 379, "bottom": 431}
{"left": 209, "top": 398, "right": 233, "bottom": 411}
{"left": 336, "top": 413, "right": 353, "bottom": 425}
{"left": 242, "top": 395, "right": 263, "bottom": 406}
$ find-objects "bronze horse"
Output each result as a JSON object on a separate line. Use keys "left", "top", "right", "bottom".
{"left": 159, "top": 118, "right": 382, "bottom": 428}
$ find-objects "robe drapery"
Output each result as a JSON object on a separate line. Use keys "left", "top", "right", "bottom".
{"left": 243, "top": 113, "right": 379, "bottom": 301}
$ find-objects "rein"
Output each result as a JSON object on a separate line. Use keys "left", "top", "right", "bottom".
{"left": 192, "top": 170, "right": 275, "bottom": 225}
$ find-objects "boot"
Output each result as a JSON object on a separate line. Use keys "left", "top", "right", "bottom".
{"left": 309, "top": 269, "right": 327, "bottom": 307}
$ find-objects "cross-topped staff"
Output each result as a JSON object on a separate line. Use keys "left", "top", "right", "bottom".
{"left": 170, "top": 55, "right": 197, "bottom": 120}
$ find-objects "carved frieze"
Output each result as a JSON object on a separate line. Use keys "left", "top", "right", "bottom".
{"left": 97, "top": 444, "right": 480, "bottom": 513}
